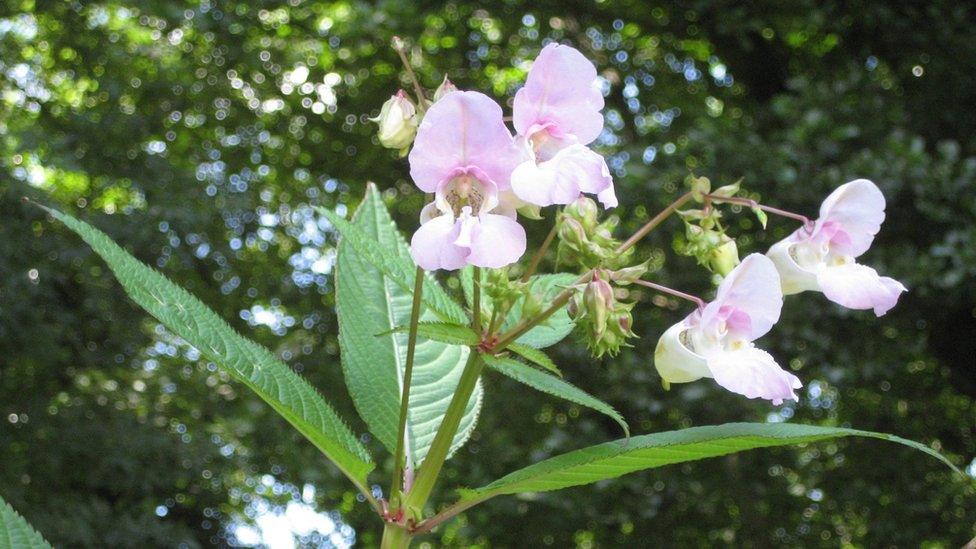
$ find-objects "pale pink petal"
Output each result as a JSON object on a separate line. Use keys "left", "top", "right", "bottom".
{"left": 409, "top": 91, "right": 524, "bottom": 193}
{"left": 702, "top": 254, "right": 783, "bottom": 341}
{"left": 513, "top": 44, "right": 605, "bottom": 145}
{"left": 707, "top": 346, "right": 802, "bottom": 405}
{"left": 511, "top": 144, "right": 614, "bottom": 208}
{"left": 817, "top": 179, "right": 885, "bottom": 257}
{"left": 816, "top": 262, "right": 907, "bottom": 316}
{"left": 466, "top": 214, "right": 526, "bottom": 268}
{"left": 409, "top": 214, "right": 468, "bottom": 271}
{"left": 597, "top": 185, "right": 618, "bottom": 209}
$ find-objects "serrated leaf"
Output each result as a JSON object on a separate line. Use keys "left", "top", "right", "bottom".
{"left": 507, "top": 343, "right": 562, "bottom": 376}
{"left": 382, "top": 322, "right": 479, "bottom": 346}
{"left": 320, "top": 204, "right": 467, "bottom": 325}
{"left": 752, "top": 206, "right": 768, "bottom": 229}
{"left": 336, "top": 185, "right": 482, "bottom": 467}
{"left": 483, "top": 354, "right": 626, "bottom": 436}
{"left": 458, "top": 423, "right": 957, "bottom": 505}
{"left": 44, "top": 207, "right": 374, "bottom": 492}
{"left": 462, "top": 270, "right": 576, "bottom": 349}
{"left": 0, "top": 496, "right": 52, "bottom": 549}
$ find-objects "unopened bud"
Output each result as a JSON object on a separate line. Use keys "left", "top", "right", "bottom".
{"left": 433, "top": 76, "right": 458, "bottom": 102}
{"left": 558, "top": 216, "right": 588, "bottom": 248}
{"left": 609, "top": 260, "right": 651, "bottom": 285}
{"left": 371, "top": 90, "right": 418, "bottom": 153}
{"left": 564, "top": 196, "right": 599, "bottom": 231}
{"left": 708, "top": 238, "right": 740, "bottom": 276}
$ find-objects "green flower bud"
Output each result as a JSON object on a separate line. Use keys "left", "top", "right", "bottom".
{"left": 563, "top": 196, "right": 600, "bottom": 231}
{"left": 708, "top": 238, "right": 740, "bottom": 276}
{"left": 433, "top": 76, "right": 458, "bottom": 102}
{"left": 609, "top": 259, "right": 651, "bottom": 285}
{"left": 371, "top": 90, "right": 418, "bottom": 154}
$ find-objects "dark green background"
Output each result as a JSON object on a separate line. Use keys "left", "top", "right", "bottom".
{"left": 2, "top": 1, "right": 974, "bottom": 546}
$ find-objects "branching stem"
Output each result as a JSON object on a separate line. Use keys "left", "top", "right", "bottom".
{"left": 703, "top": 194, "right": 812, "bottom": 228}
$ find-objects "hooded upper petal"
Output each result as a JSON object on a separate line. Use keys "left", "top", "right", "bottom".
{"left": 466, "top": 213, "right": 527, "bottom": 268}
{"left": 816, "top": 179, "right": 885, "bottom": 257}
{"left": 707, "top": 346, "right": 802, "bottom": 405}
{"left": 701, "top": 254, "right": 783, "bottom": 341}
{"left": 654, "top": 320, "right": 711, "bottom": 385}
{"left": 409, "top": 91, "right": 525, "bottom": 193}
{"left": 816, "top": 262, "right": 907, "bottom": 316}
{"left": 409, "top": 214, "right": 468, "bottom": 271}
{"left": 766, "top": 238, "right": 821, "bottom": 295}
{"left": 511, "top": 144, "right": 615, "bottom": 208}
{"left": 513, "top": 44, "right": 605, "bottom": 145}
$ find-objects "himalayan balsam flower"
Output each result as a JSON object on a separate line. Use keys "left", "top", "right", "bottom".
{"left": 408, "top": 91, "right": 527, "bottom": 271}
{"left": 510, "top": 44, "right": 617, "bottom": 209}
{"left": 654, "top": 254, "right": 802, "bottom": 404}
{"left": 767, "top": 179, "right": 907, "bottom": 316}
{"left": 371, "top": 90, "right": 418, "bottom": 154}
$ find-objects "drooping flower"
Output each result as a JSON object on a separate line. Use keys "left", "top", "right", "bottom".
{"left": 371, "top": 90, "right": 419, "bottom": 154}
{"left": 654, "top": 254, "right": 801, "bottom": 404}
{"left": 766, "top": 179, "right": 906, "bottom": 316}
{"left": 510, "top": 44, "right": 617, "bottom": 209}
{"left": 408, "top": 90, "right": 527, "bottom": 271}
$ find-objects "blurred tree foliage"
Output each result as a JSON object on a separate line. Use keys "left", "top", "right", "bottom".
{"left": 1, "top": 0, "right": 973, "bottom": 547}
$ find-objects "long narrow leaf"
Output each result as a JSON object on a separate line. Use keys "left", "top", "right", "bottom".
{"left": 44, "top": 206, "right": 374, "bottom": 493}
{"left": 458, "top": 422, "right": 957, "bottom": 504}
{"left": 483, "top": 354, "right": 628, "bottom": 436}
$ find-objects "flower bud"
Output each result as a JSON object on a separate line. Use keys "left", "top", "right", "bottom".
{"left": 433, "top": 76, "right": 458, "bottom": 102}
{"left": 558, "top": 216, "right": 588, "bottom": 249}
{"left": 608, "top": 260, "right": 651, "bottom": 285}
{"left": 708, "top": 238, "right": 740, "bottom": 276}
{"left": 563, "top": 196, "right": 599, "bottom": 231}
{"left": 371, "top": 90, "right": 418, "bottom": 154}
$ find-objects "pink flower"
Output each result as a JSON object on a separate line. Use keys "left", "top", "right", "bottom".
{"left": 510, "top": 44, "right": 617, "bottom": 209}
{"left": 654, "top": 254, "right": 802, "bottom": 404}
{"left": 408, "top": 91, "right": 527, "bottom": 271}
{"left": 767, "top": 179, "right": 907, "bottom": 316}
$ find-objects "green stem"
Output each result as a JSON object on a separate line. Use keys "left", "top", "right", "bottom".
{"left": 472, "top": 266, "right": 482, "bottom": 332}
{"left": 522, "top": 220, "right": 559, "bottom": 282}
{"left": 390, "top": 267, "right": 426, "bottom": 502}
{"left": 381, "top": 522, "right": 413, "bottom": 549}
{"left": 703, "top": 193, "right": 812, "bottom": 226}
{"left": 404, "top": 352, "right": 484, "bottom": 512}
{"left": 616, "top": 191, "right": 693, "bottom": 255}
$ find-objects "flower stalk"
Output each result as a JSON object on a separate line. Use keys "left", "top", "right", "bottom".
{"left": 703, "top": 193, "right": 812, "bottom": 228}
{"left": 389, "top": 267, "right": 426, "bottom": 505}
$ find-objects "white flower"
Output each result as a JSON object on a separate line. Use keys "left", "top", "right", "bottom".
{"left": 654, "top": 254, "right": 801, "bottom": 404}
{"left": 767, "top": 179, "right": 906, "bottom": 316}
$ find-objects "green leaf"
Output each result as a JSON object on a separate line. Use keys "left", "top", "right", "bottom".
{"left": 336, "top": 185, "right": 482, "bottom": 467}
{"left": 320, "top": 203, "right": 467, "bottom": 325}
{"left": 483, "top": 354, "right": 627, "bottom": 436}
{"left": 458, "top": 422, "right": 957, "bottom": 504}
{"left": 751, "top": 206, "right": 768, "bottom": 229}
{"left": 507, "top": 343, "right": 562, "bottom": 376}
{"left": 462, "top": 270, "right": 576, "bottom": 349}
{"left": 0, "top": 496, "right": 52, "bottom": 549}
{"left": 382, "top": 322, "right": 479, "bottom": 347}
{"left": 44, "top": 206, "right": 374, "bottom": 492}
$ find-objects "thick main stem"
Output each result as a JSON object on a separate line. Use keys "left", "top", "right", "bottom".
{"left": 403, "top": 352, "right": 484, "bottom": 512}
{"left": 381, "top": 523, "right": 412, "bottom": 549}
{"left": 390, "top": 267, "right": 426, "bottom": 502}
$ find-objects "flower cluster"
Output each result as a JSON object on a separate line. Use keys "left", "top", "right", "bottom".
{"left": 655, "top": 179, "right": 906, "bottom": 403}
{"left": 373, "top": 41, "right": 907, "bottom": 406}
{"left": 374, "top": 43, "right": 617, "bottom": 271}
